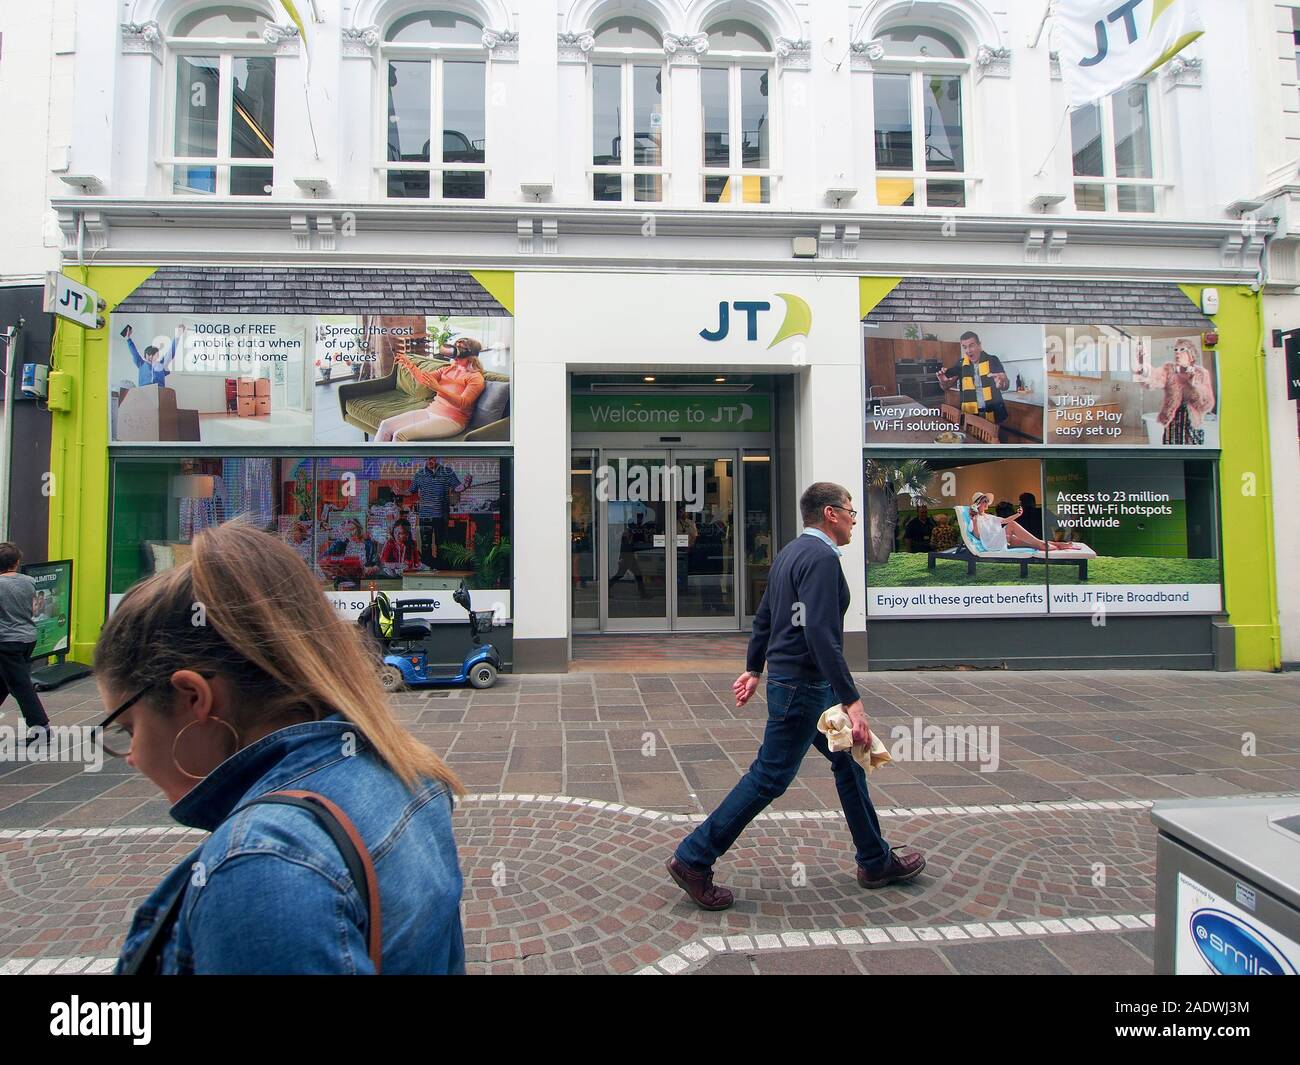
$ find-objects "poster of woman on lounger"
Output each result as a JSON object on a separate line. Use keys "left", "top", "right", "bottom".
{"left": 864, "top": 456, "right": 1222, "bottom": 619}
{"left": 314, "top": 314, "right": 513, "bottom": 446}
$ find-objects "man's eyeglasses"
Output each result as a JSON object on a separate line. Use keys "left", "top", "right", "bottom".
{"left": 96, "top": 685, "right": 152, "bottom": 758}
{"left": 830, "top": 505, "right": 858, "bottom": 518}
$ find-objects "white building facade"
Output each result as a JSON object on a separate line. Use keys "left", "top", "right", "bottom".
{"left": 33, "top": 0, "right": 1287, "bottom": 673}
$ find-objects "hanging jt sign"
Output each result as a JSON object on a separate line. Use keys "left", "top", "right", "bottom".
{"left": 1056, "top": 0, "right": 1204, "bottom": 108}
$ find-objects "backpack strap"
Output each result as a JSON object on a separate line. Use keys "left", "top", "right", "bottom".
{"left": 120, "top": 789, "right": 382, "bottom": 975}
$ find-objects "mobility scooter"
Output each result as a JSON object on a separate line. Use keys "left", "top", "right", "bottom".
{"left": 359, "top": 580, "right": 501, "bottom": 691}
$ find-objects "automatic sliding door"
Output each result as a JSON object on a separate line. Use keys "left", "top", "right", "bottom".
{"left": 602, "top": 452, "right": 671, "bottom": 630}
{"left": 673, "top": 452, "right": 739, "bottom": 629}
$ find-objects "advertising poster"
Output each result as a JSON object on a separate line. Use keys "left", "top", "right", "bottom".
{"left": 109, "top": 312, "right": 512, "bottom": 446}
{"left": 1044, "top": 458, "right": 1222, "bottom": 614}
{"left": 315, "top": 314, "right": 513, "bottom": 445}
{"left": 1175, "top": 873, "right": 1299, "bottom": 975}
{"left": 1045, "top": 326, "right": 1219, "bottom": 447}
{"left": 864, "top": 322, "right": 1046, "bottom": 445}
{"left": 109, "top": 313, "right": 313, "bottom": 445}
{"left": 865, "top": 457, "right": 1053, "bottom": 617}
{"left": 22, "top": 561, "right": 71, "bottom": 658}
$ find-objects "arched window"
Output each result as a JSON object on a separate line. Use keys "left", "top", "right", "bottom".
{"left": 590, "top": 17, "right": 665, "bottom": 203}
{"left": 871, "top": 24, "right": 970, "bottom": 209}
{"left": 382, "top": 10, "right": 489, "bottom": 200}
{"left": 165, "top": 5, "right": 276, "bottom": 197}
{"left": 701, "top": 20, "right": 776, "bottom": 205}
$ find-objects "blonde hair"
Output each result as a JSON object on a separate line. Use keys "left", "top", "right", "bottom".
{"left": 95, "top": 522, "right": 462, "bottom": 795}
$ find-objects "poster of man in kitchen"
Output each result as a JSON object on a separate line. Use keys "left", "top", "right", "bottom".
{"left": 863, "top": 322, "right": 1046, "bottom": 445}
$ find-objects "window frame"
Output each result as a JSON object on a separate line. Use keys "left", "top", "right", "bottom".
{"left": 376, "top": 27, "right": 490, "bottom": 201}
{"left": 869, "top": 46, "right": 975, "bottom": 211}
{"left": 160, "top": 28, "right": 279, "bottom": 198}
{"left": 588, "top": 37, "right": 670, "bottom": 204}
{"left": 1070, "top": 79, "right": 1168, "bottom": 215}
{"left": 699, "top": 46, "right": 780, "bottom": 207}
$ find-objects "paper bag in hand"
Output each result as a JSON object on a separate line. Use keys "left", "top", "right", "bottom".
{"left": 816, "top": 705, "right": 892, "bottom": 773}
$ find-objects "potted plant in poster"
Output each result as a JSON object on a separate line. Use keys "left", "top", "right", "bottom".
{"left": 865, "top": 458, "right": 937, "bottom": 564}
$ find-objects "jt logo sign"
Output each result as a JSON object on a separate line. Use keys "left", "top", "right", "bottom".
{"left": 1080, "top": 0, "right": 1143, "bottom": 66}
{"left": 699, "top": 293, "right": 813, "bottom": 349}
{"left": 700, "top": 301, "right": 769, "bottom": 342}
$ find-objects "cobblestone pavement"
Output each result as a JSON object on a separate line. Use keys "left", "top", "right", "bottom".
{"left": 1, "top": 669, "right": 1297, "bottom": 974}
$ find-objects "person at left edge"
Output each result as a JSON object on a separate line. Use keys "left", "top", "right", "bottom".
{"left": 100, "top": 523, "right": 466, "bottom": 974}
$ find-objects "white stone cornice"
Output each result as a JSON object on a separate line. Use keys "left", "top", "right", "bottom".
{"left": 850, "top": 39, "right": 885, "bottom": 72}
{"left": 341, "top": 25, "right": 380, "bottom": 60}
{"left": 974, "top": 45, "right": 1012, "bottom": 80}
{"left": 558, "top": 30, "right": 595, "bottom": 64}
{"left": 663, "top": 32, "right": 708, "bottom": 66}
{"left": 1161, "top": 54, "right": 1203, "bottom": 91}
{"left": 121, "top": 20, "right": 162, "bottom": 62}
{"left": 775, "top": 37, "right": 811, "bottom": 71}
{"left": 263, "top": 23, "right": 301, "bottom": 55}
{"left": 482, "top": 28, "right": 519, "bottom": 62}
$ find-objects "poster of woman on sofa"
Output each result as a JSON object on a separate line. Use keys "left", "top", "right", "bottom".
{"left": 315, "top": 314, "right": 513, "bottom": 445}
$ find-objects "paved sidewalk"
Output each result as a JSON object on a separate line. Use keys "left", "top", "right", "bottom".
{"left": 1, "top": 669, "right": 1297, "bottom": 974}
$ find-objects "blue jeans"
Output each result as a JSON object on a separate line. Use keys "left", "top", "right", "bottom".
{"left": 675, "top": 677, "right": 892, "bottom": 874}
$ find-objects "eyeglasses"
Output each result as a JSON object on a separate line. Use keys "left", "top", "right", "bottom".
{"left": 96, "top": 684, "right": 153, "bottom": 758}
{"left": 830, "top": 505, "right": 858, "bottom": 518}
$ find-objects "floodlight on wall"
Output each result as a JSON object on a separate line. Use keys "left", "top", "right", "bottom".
{"left": 1226, "top": 199, "right": 1265, "bottom": 218}
{"left": 58, "top": 174, "right": 104, "bottom": 194}
{"left": 520, "top": 181, "right": 553, "bottom": 202}
{"left": 791, "top": 236, "right": 818, "bottom": 259}
{"left": 1029, "top": 193, "right": 1066, "bottom": 212}
{"left": 294, "top": 176, "right": 331, "bottom": 196}
{"left": 824, "top": 187, "right": 857, "bottom": 208}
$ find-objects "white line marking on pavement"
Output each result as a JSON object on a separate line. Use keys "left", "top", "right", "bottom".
{"left": 3, "top": 791, "right": 1295, "bottom": 841}
{"left": 642, "top": 913, "right": 1157, "bottom": 974}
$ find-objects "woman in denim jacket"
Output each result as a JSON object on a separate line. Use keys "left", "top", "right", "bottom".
{"left": 97, "top": 522, "right": 465, "bottom": 974}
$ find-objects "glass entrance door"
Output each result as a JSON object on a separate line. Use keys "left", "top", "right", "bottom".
{"left": 603, "top": 453, "right": 671, "bottom": 630}
{"left": 597, "top": 449, "right": 742, "bottom": 632}
{"left": 673, "top": 452, "right": 739, "bottom": 630}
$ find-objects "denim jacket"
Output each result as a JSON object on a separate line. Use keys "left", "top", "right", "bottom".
{"left": 115, "top": 716, "right": 465, "bottom": 975}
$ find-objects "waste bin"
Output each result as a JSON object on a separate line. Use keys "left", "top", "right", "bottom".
{"left": 1151, "top": 797, "right": 1300, "bottom": 975}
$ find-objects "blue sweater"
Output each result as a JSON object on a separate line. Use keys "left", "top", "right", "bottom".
{"left": 746, "top": 531, "right": 861, "bottom": 705}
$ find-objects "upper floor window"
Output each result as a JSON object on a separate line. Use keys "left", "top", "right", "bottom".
{"left": 591, "top": 18, "right": 665, "bottom": 203}
{"left": 382, "top": 11, "right": 487, "bottom": 200}
{"left": 1071, "top": 82, "right": 1157, "bottom": 213}
{"left": 871, "top": 25, "right": 968, "bottom": 209}
{"left": 701, "top": 21, "right": 775, "bottom": 205}
{"left": 167, "top": 5, "right": 276, "bottom": 196}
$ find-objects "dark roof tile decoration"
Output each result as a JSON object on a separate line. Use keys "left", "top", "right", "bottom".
{"left": 864, "top": 278, "right": 1212, "bottom": 328}
{"left": 116, "top": 267, "right": 510, "bottom": 315}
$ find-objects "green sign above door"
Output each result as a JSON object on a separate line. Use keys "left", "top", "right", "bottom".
{"left": 571, "top": 394, "right": 771, "bottom": 433}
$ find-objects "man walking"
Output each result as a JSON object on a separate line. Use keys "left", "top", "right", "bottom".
{"left": 0, "top": 543, "right": 50, "bottom": 740}
{"left": 667, "top": 482, "right": 926, "bottom": 909}
{"left": 410, "top": 457, "right": 471, "bottom": 568}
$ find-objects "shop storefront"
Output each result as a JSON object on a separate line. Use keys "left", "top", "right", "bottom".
{"left": 49, "top": 267, "right": 1279, "bottom": 674}
{"left": 860, "top": 277, "right": 1278, "bottom": 671}
{"left": 51, "top": 266, "right": 518, "bottom": 666}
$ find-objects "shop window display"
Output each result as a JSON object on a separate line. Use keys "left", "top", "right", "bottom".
{"left": 111, "top": 455, "right": 513, "bottom": 601}
{"left": 864, "top": 455, "right": 1221, "bottom": 618}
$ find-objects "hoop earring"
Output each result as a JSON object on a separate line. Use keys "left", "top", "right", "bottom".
{"left": 172, "top": 717, "right": 240, "bottom": 781}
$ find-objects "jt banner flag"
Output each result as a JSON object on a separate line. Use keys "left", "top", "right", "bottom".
{"left": 1057, "top": 0, "right": 1204, "bottom": 108}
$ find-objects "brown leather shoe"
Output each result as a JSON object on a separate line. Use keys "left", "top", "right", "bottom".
{"left": 666, "top": 857, "right": 734, "bottom": 911}
{"left": 857, "top": 848, "right": 927, "bottom": 889}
